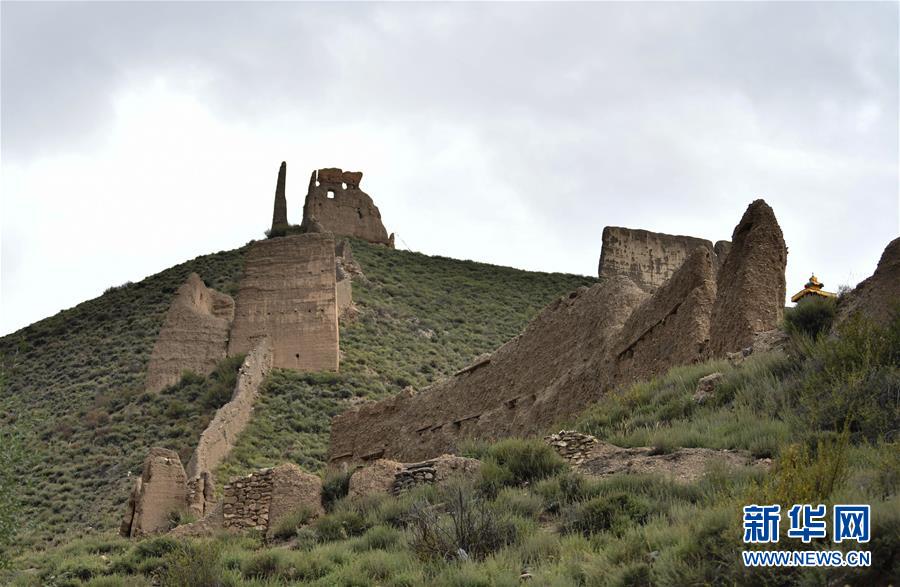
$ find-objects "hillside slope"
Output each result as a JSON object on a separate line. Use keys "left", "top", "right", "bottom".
{"left": 0, "top": 239, "right": 595, "bottom": 547}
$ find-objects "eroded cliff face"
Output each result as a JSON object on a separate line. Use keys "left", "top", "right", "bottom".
{"left": 598, "top": 227, "right": 720, "bottom": 292}
{"left": 708, "top": 200, "right": 787, "bottom": 356}
{"left": 145, "top": 273, "right": 234, "bottom": 393}
{"left": 302, "top": 168, "right": 391, "bottom": 245}
{"left": 228, "top": 233, "right": 339, "bottom": 372}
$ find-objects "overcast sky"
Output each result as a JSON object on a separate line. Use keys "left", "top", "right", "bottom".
{"left": 1, "top": 1, "right": 898, "bottom": 336}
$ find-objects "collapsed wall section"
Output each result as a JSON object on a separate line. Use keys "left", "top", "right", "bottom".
{"left": 145, "top": 273, "right": 234, "bottom": 393}
{"left": 598, "top": 227, "right": 718, "bottom": 292}
{"left": 120, "top": 448, "right": 188, "bottom": 537}
{"left": 328, "top": 276, "right": 648, "bottom": 468}
{"left": 611, "top": 247, "right": 717, "bottom": 382}
{"left": 303, "top": 168, "right": 391, "bottom": 245}
{"left": 228, "top": 233, "right": 339, "bottom": 371}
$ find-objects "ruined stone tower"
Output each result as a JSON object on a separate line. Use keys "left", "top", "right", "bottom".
{"left": 302, "top": 168, "right": 391, "bottom": 245}
{"left": 271, "top": 161, "right": 288, "bottom": 234}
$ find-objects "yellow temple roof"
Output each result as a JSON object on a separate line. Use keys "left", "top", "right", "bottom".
{"left": 791, "top": 273, "right": 836, "bottom": 303}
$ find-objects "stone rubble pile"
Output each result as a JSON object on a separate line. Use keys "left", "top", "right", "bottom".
{"left": 544, "top": 430, "right": 598, "bottom": 466}
{"left": 222, "top": 468, "right": 274, "bottom": 532}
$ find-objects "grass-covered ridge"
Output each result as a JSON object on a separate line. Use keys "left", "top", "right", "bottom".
{"left": 8, "top": 312, "right": 898, "bottom": 586}
{"left": 0, "top": 238, "right": 596, "bottom": 548}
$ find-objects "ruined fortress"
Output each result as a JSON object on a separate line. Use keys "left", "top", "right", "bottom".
{"left": 125, "top": 162, "right": 389, "bottom": 536}
{"left": 327, "top": 200, "right": 788, "bottom": 468}
{"left": 124, "top": 162, "right": 898, "bottom": 540}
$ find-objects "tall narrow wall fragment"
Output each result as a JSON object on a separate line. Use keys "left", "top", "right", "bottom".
{"left": 708, "top": 200, "right": 787, "bottom": 356}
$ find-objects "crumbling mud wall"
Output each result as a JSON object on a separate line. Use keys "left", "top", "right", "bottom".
{"left": 303, "top": 168, "right": 391, "bottom": 245}
{"left": 145, "top": 273, "right": 234, "bottom": 393}
{"left": 328, "top": 276, "right": 649, "bottom": 467}
{"left": 329, "top": 200, "right": 788, "bottom": 469}
{"left": 611, "top": 247, "right": 717, "bottom": 382}
{"left": 120, "top": 448, "right": 188, "bottom": 537}
{"left": 186, "top": 337, "right": 273, "bottom": 480}
{"left": 598, "top": 227, "right": 718, "bottom": 292}
{"left": 228, "top": 233, "right": 339, "bottom": 371}
{"left": 836, "top": 236, "right": 900, "bottom": 327}
{"left": 709, "top": 200, "right": 787, "bottom": 356}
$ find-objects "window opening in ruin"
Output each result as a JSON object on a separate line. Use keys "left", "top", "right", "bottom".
{"left": 357, "top": 209, "right": 363, "bottom": 219}
{"left": 341, "top": 182, "right": 347, "bottom": 190}
{"left": 327, "top": 190, "right": 336, "bottom": 199}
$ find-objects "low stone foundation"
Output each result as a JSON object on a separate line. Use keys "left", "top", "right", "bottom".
{"left": 223, "top": 469, "right": 274, "bottom": 532}
{"left": 544, "top": 431, "right": 598, "bottom": 467}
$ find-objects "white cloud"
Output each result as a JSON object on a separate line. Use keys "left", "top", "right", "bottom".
{"left": 1, "top": 1, "right": 897, "bottom": 335}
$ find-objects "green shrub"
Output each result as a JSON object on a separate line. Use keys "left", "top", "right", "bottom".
{"left": 321, "top": 469, "right": 355, "bottom": 511}
{"left": 269, "top": 505, "right": 315, "bottom": 541}
{"left": 351, "top": 525, "right": 404, "bottom": 552}
{"left": 159, "top": 541, "right": 229, "bottom": 587}
{"left": 561, "top": 492, "right": 651, "bottom": 537}
{"left": 783, "top": 296, "right": 836, "bottom": 338}
{"left": 132, "top": 536, "right": 179, "bottom": 561}
{"left": 240, "top": 549, "right": 291, "bottom": 579}
{"left": 788, "top": 313, "right": 900, "bottom": 442}
{"left": 754, "top": 431, "right": 850, "bottom": 506}
{"left": 482, "top": 438, "right": 567, "bottom": 491}
{"left": 409, "top": 487, "right": 520, "bottom": 561}
{"left": 314, "top": 509, "right": 371, "bottom": 542}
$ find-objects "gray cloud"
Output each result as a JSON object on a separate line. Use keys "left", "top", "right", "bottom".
{"left": 1, "top": 1, "right": 897, "bottom": 335}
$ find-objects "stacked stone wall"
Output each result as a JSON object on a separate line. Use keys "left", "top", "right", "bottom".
{"left": 222, "top": 469, "right": 274, "bottom": 532}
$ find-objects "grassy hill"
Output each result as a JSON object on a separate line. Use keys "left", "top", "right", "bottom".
{"left": 2, "top": 238, "right": 898, "bottom": 586}
{"left": 5, "top": 312, "right": 898, "bottom": 586}
{"left": 0, "top": 239, "right": 596, "bottom": 549}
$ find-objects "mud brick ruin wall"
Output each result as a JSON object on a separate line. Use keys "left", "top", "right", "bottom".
{"left": 228, "top": 233, "right": 339, "bottom": 372}
{"left": 186, "top": 337, "right": 273, "bottom": 480}
{"left": 598, "top": 226, "right": 721, "bottom": 292}
{"left": 329, "top": 200, "right": 788, "bottom": 469}
{"left": 303, "top": 168, "right": 391, "bottom": 245}
{"left": 145, "top": 273, "right": 234, "bottom": 393}
{"left": 328, "top": 276, "right": 649, "bottom": 468}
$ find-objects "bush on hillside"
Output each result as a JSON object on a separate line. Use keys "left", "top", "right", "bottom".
{"left": 783, "top": 296, "right": 836, "bottom": 338}
{"left": 409, "top": 487, "right": 519, "bottom": 562}
{"left": 483, "top": 438, "right": 567, "bottom": 488}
